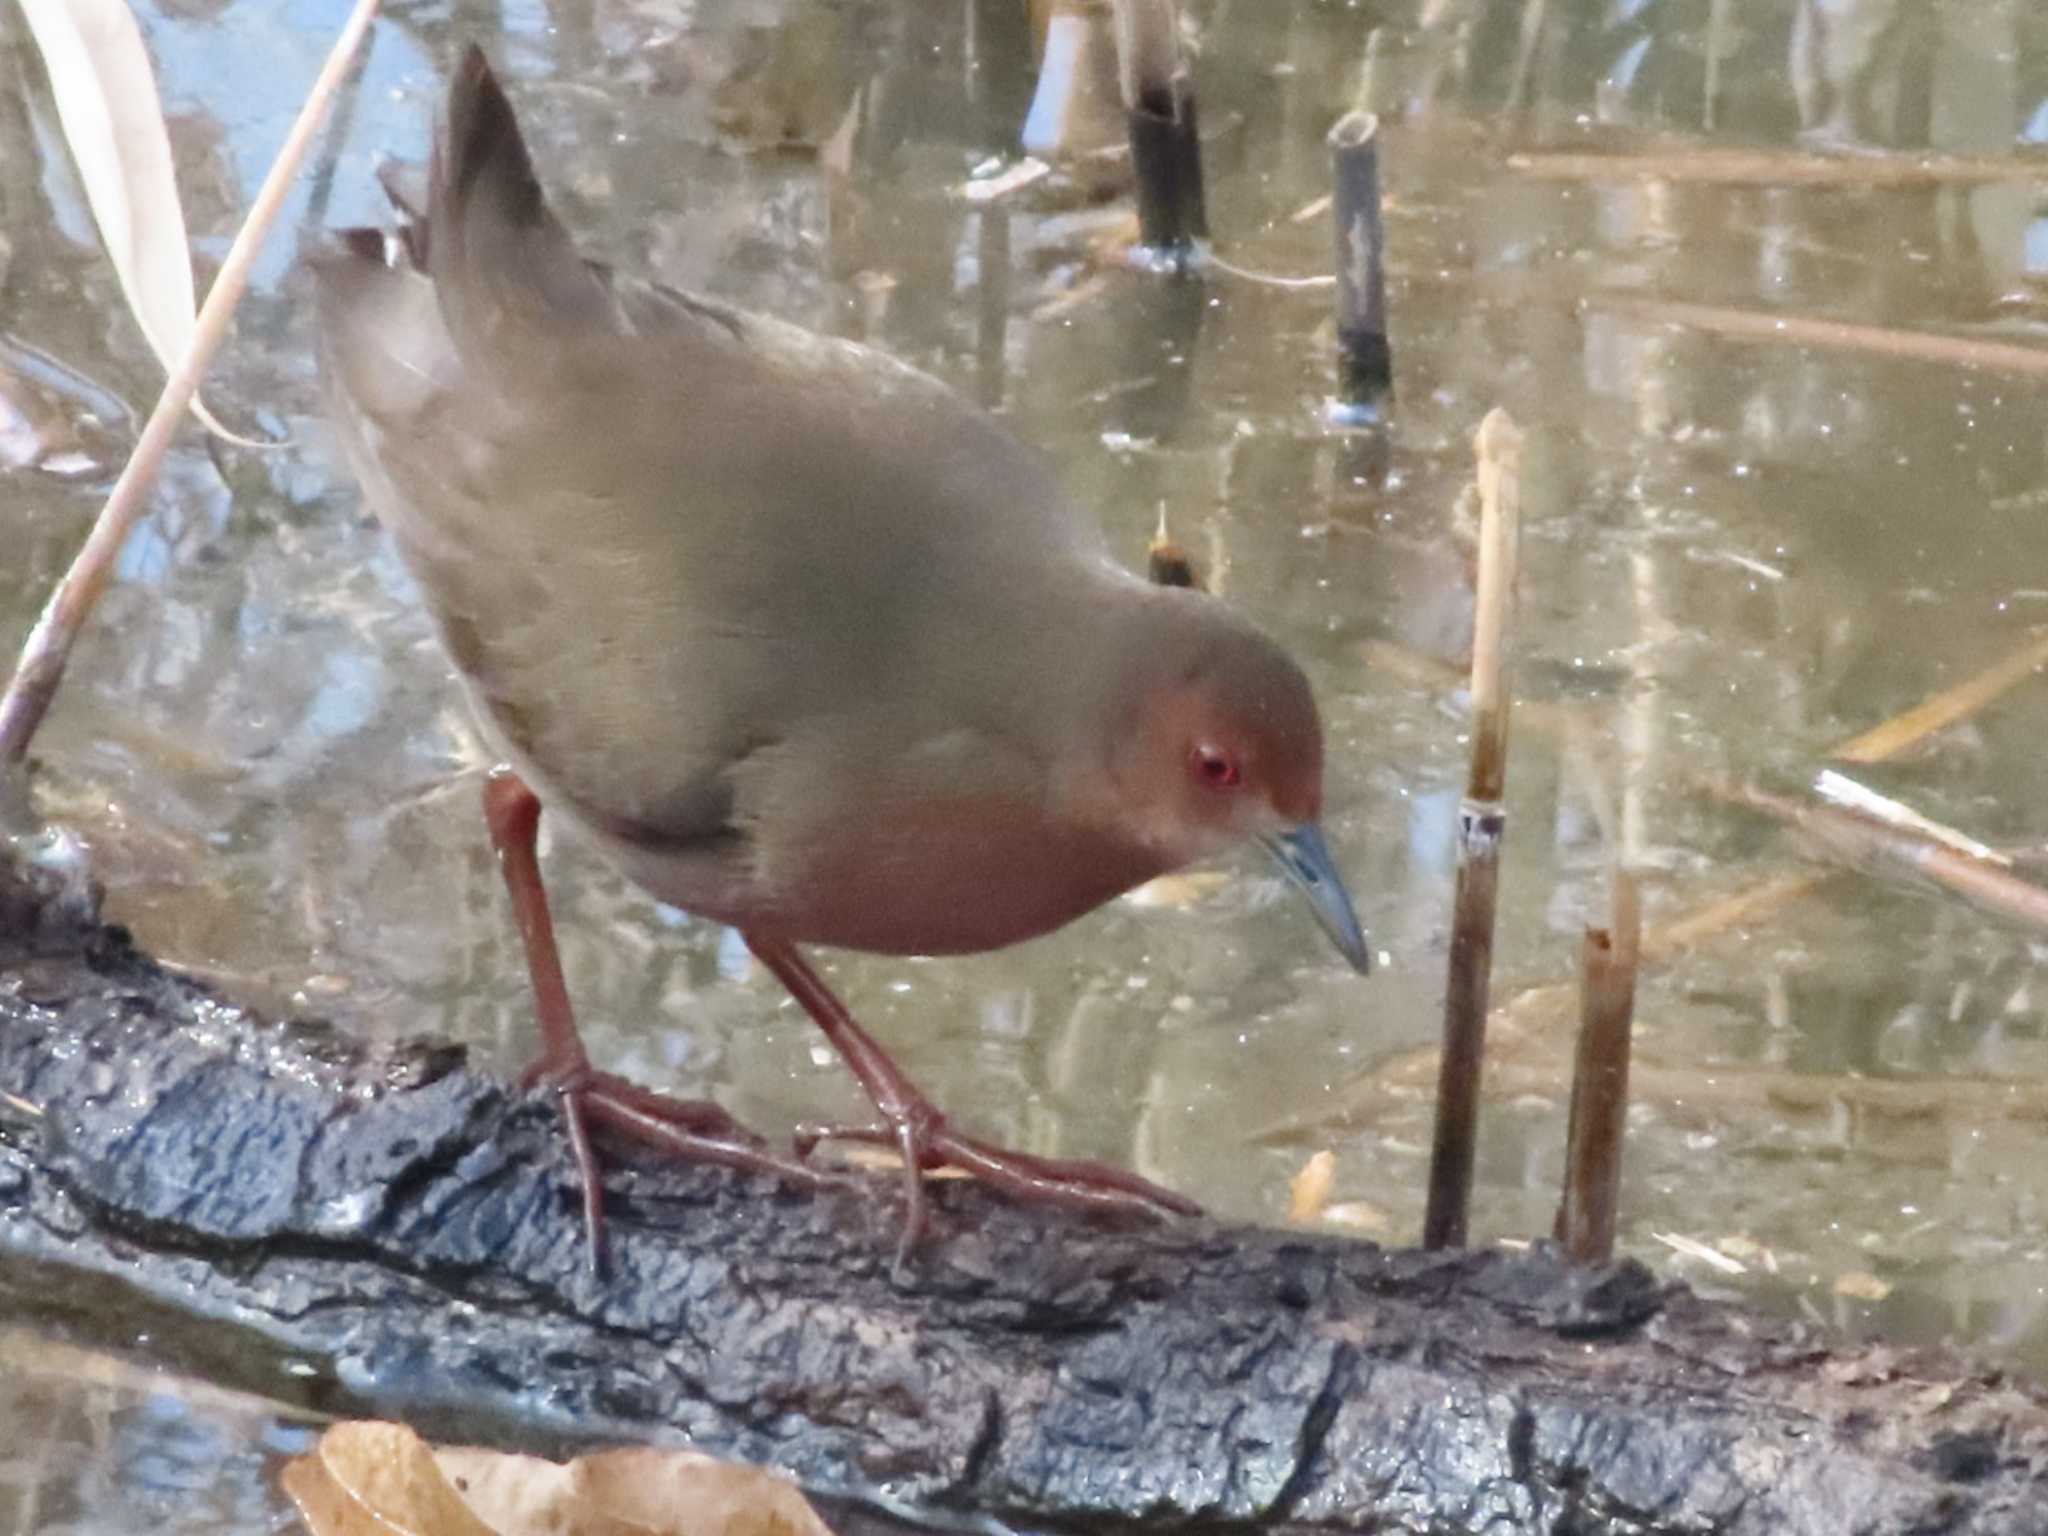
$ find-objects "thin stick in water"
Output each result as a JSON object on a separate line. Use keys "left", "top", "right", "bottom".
{"left": 1832, "top": 628, "right": 2048, "bottom": 763}
{"left": 1510, "top": 145, "right": 2048, "bottom": 186}
{"left": 1326, "top": 111, "right": 1391, "bottom": 425}
{"left": 0, "top": 0, "right": 383, "bottom": 765}
{"left": 1423, "top": 407, "right": 1523, "bottom": 1251}
{"left": 1555, "top": 869, "right": 1641, "bottom": 1266}
{"left": 1592, "top": 294, "right": 2048, "bottom": 379}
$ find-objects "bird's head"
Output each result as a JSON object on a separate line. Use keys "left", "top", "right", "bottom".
{"left": 1097, "top": 591, "right": 1372, "bottom": 974}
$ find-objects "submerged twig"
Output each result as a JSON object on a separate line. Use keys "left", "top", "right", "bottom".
{"left": 0, "top": 0, "right": 382, "bottom": 765}
{"left": 1592, "top": 295, "right": 2048, "bottom": 379}
{"left": 1708, "top": 777, "right": 2048, "bottom": 938}
{"left": 1555, "top": 871, "right": 1641, "bottom": 1266}
{"left": 1832, "top": 628, "right": 2048, "bottom": 763}
{"left": 1424, "top": 408, "right": 1522, "bottom": 1252}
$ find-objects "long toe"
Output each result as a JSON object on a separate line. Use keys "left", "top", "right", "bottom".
{"left": 799, "top": 1117, "right": 1202, "bottom": 1226}
{"left": 533, "top": 1068, "right": 848, "bottom": 1274}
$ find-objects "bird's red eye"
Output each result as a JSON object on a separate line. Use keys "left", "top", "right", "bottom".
{"left": 1191, "top": 746, "right": 1241, "bottom": 789}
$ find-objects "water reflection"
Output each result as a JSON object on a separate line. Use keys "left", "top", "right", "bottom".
{"left": 3, "top": 0, "right": 2048, "bottom": 1523}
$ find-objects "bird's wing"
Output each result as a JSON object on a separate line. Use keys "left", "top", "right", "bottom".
{"left": 312, "top": 46, "right": 1115, "bottom": 863}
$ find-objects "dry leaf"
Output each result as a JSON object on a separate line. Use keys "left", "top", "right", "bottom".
{"left": 286, "top": 1422, "right": 833, "bottom": 1536}
{"left": 573, "top": 1446, "right": 832, "bottom": 1536}
{"left": 431, "top": 1446, "right": 642, "bottom": 1536}
{"left": 282, "top": 1456, "right": 389, "bottom": 1536}
{"left": 309, "top": 1422, "right": 500, "bottom": 1536}
{"left": 19, "top": 0, "right": 248, "bottom": 441}
{"left": 1286, "top": 1149, "right": 1336, "bottom": 1224}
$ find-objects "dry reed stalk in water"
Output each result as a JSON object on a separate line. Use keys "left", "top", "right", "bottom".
{"left": 1591, "top": 295, "right": 2048, "bottom": 378}
{"left": 1555, "top": 870, "right": 1641, "bottom": 1265}
{"left": 1509, "top": 146, "right": 2048, "bottom": 186}
{"left": 1423, "top": 407, "right": 1522, "bottom": 1251}
{"left": 0, "top": 0, "right": 383, "bottom": 764}
{"left": 1832, "top": 628, "right": 2048, "bottom": 763}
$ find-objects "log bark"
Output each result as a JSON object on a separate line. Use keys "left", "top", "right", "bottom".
{"left": 2, "top": 848, "right": 2046, "bottom": 1534}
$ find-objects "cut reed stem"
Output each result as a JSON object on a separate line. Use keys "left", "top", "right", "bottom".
{"left": 1423, "top": 408, "right": 1523, "bottom": 1251}
{"left": 1555, "top": 870, "right": 1641, "bottom": 1266}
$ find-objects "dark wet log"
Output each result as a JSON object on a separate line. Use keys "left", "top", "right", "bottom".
{"left": 3, "top": 848, "right": 2048, "bottom": 1534}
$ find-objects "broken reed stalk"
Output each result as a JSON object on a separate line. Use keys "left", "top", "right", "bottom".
{"left": 1423, "top": 408, "right": 1523, "bottom": 1251}
{"left": 1326, "top": 111, "right": 1392, "bottom": 425}
{"left": 1554, "top": 870, "right": 1641, "bottom": 1266}
{"left": 1146, "top": 508, "right": 1200, "bottom": 589}
{"left": 0, "top": 0, "right": 382, "bottom": 766}
{"left": 1113, "top": 0, "right": 1208, "bottom": 271}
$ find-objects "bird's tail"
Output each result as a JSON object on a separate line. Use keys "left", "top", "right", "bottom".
{"left": 424, "top": 44, "right": 606, "bottom": 356}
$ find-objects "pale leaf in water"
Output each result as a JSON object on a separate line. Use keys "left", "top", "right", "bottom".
{"left": 1320, "top": 1201, "right": 1390, "bottom": 1234}
{"left": 19, "top": 0, "right": 253, "bottom": 442}
{"left": 1833, "top": 1270, "right": 1894, "bottom": 1302}
{"left": 285, "top": 1421, "right": 834, "bottom": 1536}
{"left": 1286, "top": 1149, "right": 1336, "bottom": 1224}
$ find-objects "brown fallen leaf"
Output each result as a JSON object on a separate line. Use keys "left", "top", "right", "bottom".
{"left": 287, "top": 1423, "right": 834, "bottom": 1536}
{"left": 281, "top": 1456, "right": 388, "bottom": 1536}
{"left": 569, "top": 1446, "right": 831, "bottom": 1536}
{"left": 430, "top": 1446, "right": 644, "bottom": 1536}
{"left": 309, "top": 1422, "right": 498, "bottom": 1536}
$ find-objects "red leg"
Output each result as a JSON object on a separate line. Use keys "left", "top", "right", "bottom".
{"left": 481, "top": 769, "right": 834, "bottom": 1270}
{"left": 745, "top": 934, "right": 1200, "bottom": 1269}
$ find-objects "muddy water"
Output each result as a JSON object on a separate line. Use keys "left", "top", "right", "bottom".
{"left": 5, "top": 0, "right": 2048, "bottom": 1526}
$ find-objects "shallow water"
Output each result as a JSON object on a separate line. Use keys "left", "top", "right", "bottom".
{"left": 6, "top": 0, "right": 2048, "bottom": 1525}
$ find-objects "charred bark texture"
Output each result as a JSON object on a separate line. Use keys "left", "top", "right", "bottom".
{"left": 2, "top": 850, "right": 2046, "bottom": 1535}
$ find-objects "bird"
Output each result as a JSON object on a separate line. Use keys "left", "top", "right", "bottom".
{"left": 311, "top": 44, "right": 1370, "bottom": 1271}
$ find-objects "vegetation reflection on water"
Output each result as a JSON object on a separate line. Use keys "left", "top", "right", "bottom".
{"left": 5, "top": 0, "right": 2048, "bottom": 1525}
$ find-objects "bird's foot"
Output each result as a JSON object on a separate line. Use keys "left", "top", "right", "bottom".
{"left": 797, "top": 1106, "right": 1201, "bottom": 1274}
{"left": 522, "top": 1059, "right": 844, "bottom": 1272}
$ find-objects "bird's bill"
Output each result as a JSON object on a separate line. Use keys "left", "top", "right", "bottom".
{"left": 1259, "top": 823, "right": 1373, "bottom": 975}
